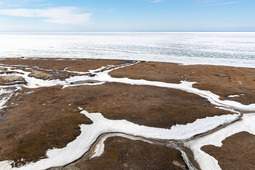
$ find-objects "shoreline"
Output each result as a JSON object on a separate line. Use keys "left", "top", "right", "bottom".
{"left": 0, "top": 58, "right": 255, "bottom": 170}
{"left": 1, "top": 57, "right": 255, "bottom": 69}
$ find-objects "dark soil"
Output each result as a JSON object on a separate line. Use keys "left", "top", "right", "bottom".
{"left": 202, "top": 132, "right": 255, "bottom": 170}
{"left": 64, "top": 136, "right": 187, "bottom": 170}
{"left": 0, "top": 58, "right": 124, "bottom": 73}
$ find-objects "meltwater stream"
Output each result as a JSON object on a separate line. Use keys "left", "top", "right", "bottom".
{"left": 0, "top": 32, "right": 255, "bottom": 68}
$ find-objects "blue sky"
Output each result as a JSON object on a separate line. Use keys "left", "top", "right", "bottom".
{"left": 0, "top": 0, "right": 254, "bottom": 32}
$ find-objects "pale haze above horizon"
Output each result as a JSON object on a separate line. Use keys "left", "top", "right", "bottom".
{"left": 0, "top": 0, "right": 254, "bottom": 32}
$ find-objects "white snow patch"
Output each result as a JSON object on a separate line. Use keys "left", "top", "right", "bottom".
{"left": 227, "top": 94, "right": 244, "bottom": 98}
{"left": 0, "top": 89, "right": 14, "bottom": 110}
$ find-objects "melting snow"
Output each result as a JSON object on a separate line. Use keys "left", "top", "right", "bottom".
{"left": 0, "top": 110, "right": 240, "bottom": 170}
{"left": 0, "top": 62, "right": 255, "bottom": 170}
{"left": 185, "top": 113, "right": 255, "bottom": 170}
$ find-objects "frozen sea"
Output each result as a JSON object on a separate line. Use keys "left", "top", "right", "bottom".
{"left": 0, "top": 32, "right": 255, "bottom": 68}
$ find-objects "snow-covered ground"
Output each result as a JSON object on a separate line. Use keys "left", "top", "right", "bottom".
{"left": 0, "top": 88, "right": 14, "bottom": 110}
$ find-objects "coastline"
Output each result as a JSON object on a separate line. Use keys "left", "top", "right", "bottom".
{"left": 0, "top": 58, "right": 255, "bottom": 170}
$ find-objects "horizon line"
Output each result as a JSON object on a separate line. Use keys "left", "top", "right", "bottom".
{"left": 0, "top": 31, "right": 255, "bottom": 33}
